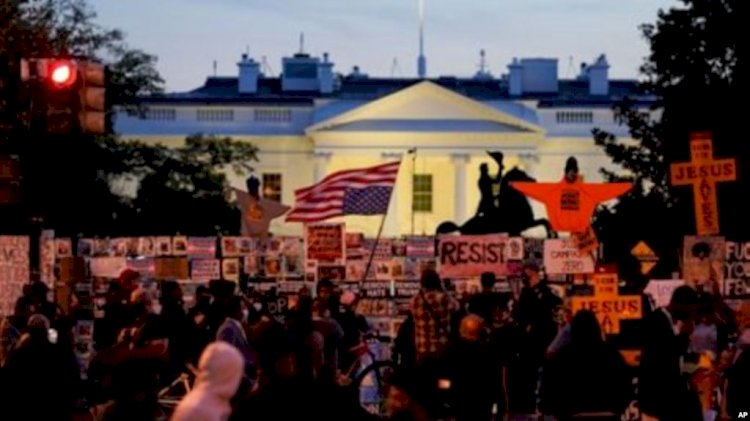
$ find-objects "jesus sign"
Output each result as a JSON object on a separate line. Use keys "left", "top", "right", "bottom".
{"left": 670, "top": 132, "right": 737, "bottom": 236}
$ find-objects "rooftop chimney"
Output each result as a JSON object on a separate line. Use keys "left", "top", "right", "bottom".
{"left": 237, "top": 53, "right": 260, "bottom": 94}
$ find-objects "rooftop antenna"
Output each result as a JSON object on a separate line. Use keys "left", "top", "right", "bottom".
{"left": 213, "top": 60, "right": 217, "bottom": 76}
{"left": 567, "top": 55, "right": 575, "bottom": 78}
{"left": 391, "top": 57, "right": 402, "bottom": 77}
{"left": 417, "top": 0, "right": 426, "bottom": 78}
{"left": 261, "top": 55, "right": 274, "bottom": 76}
{"left": 299, "top": 32, "right": 305, "bottom": 54}
{"left": 478, "top": 49, "right": 487, "bottom": 73}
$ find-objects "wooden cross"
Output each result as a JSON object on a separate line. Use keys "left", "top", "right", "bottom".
{"left": 670, "top": 132, "right": 737, "bottom": 236}
{"left": 571, "top": 271, "right": 642, "bottom": 334}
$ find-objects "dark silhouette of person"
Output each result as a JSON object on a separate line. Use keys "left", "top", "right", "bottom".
{"left": 539, "top": 310, "right": 631, "bottom": 421}
{"left": 564, "top": 156, "right": 579, "bottom": 183}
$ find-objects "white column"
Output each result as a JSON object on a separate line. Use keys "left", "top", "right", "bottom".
{"left": 381, "top": 152, "right": 403, "bottom": 237}
{"left": 451, "top": 154, "right": 470, "bottom": 223}
{"left": 313, "top": 152, "right": 331, "bottom": 183}
{"left": 517, "top": 152, "right": 539, "bottom": 178}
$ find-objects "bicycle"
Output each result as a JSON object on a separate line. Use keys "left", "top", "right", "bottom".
{"left": 342, "top": 333, "right": 397, "bottom": 416}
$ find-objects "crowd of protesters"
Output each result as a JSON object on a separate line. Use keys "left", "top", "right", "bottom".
{"left": 0, "top": 263, "right": 749, "bottom": 421}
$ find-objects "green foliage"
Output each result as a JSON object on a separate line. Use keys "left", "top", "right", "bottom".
{"left": 594, "top": 0, "right": 742, "bottom": 281}
{"left": 0, "top": 0, "right": 258, "bottom": 236}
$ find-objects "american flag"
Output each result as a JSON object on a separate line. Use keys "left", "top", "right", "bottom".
{"left": 286, "top": 161, "right": 401, "bottom": 223}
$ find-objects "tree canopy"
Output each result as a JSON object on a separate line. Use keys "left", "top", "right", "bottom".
{"left": 0, "top": 0, "right": 258, "bottom": 236}
{"left": 594, "top": 0, "right": 742, "bottom": 282}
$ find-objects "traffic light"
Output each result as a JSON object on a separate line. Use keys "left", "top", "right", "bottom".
{"left": 76, "top": 61, "right": 106, "bottom": 134}
{"left": 20, "top": 58, "right": 106, "bottom": 134}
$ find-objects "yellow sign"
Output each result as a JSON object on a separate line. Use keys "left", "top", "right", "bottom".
{"left": 631, "top": 241, "right": 659, "bottom": 275}
{"left": 572, "top": 272, "right": 642, "bottom": 334}
{"left": 670, "top": 132, "right": 737, "bottom": 236}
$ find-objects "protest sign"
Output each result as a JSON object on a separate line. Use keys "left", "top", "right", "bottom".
{"left": 59, "top": 257, "right": 86, "bottom": 284}
{"left": 172, "top": 236, "right": 188, "bottom": 256}
{"left": 438, "top": 234, "right": 509, "bottom": 278}
{"left": 346, "top": 233, "right": 365, "bottom": 260}
{"left": 305, "top": 223, "right": 345, "bottom": 263}
{"left": 632, "top": 241, "right": 659, "bottom": 275}
{"left": 644, "top": 280, "right": 685, "bottom": 309}
{"left": 317, "top": 265, "right": 346, "bottom": 282}
{"left": 281, "top": 237, "right": 303, "bottom": 276}
{"left": 724, "top": 241, "right": 750, "bottom": 298}
{"left": 191, "top": 259, "right": 221, "bottom": 282}
{"left": 126, "top": 258, "right": 156, "bottom": 278}
{"left": 222, "top": 258, "right": 241, "bottom": 282}
{"left": 406, "top": 236, "right": 435, "bottom": 259}
{"left": 221, "top": 237, "right": 242, "bottom": 257}
{"left": 155, "top": 257, "right": 189, "bottom": 280}
{"left": 505, "top": 237, "right": 524, "bottom": 260}
{"left": 187, "top": 237, "right": 217, "bottom": 258}
{"left": 90, "top": 257, "right": 127, "bottom": 278}
{"left": 683, "top": 236, "right": 725, "bottom": 289}
{"left": 544, "top": 238, "right": 596, "bottom": 275}
{"left": 572, "top": 294, "right": 642, "bottom": 334}
{"left": 155, "top": 237, "right": 172, "bottom": 256}
{"left": 40, "top": 230, "right": 55, "bottom": 288}
{"left": 0, "top": 236, "right": 29, "bottom": 317}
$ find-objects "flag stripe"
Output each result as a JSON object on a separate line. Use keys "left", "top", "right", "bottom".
{"left": 286, "top": 161, "right": 400, "bottom": 223}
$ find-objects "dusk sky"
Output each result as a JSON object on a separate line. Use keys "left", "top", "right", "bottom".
{"left": 89, "top": 0, "right": 675, "bottom": 92}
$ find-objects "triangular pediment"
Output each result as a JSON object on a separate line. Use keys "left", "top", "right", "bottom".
{"left": 306, "top": 81, "right": 544, "bottom": 134}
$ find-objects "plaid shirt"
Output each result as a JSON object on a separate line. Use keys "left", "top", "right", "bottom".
{"left": 410, "top": 291, "right": 459, "bottom": 362}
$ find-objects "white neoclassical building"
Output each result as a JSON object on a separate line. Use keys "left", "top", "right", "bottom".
{"left": 115, "top": 50, "right": 655, "bottom": 237}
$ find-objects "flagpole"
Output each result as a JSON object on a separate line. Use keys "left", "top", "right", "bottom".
{"left": 361, "top": 158, "right": 402, "bottom": 286}
{"left": 362, "top": 213, "right": 387, "bottom": 286}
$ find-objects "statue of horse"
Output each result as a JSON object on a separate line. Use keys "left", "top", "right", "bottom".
{"left": 436, "top": 167, "right": 555, "bottom": 238}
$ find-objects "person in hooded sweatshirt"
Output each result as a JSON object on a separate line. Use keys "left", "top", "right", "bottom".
{"left": 171, "top": 341, "right": 244, "bottom": 421}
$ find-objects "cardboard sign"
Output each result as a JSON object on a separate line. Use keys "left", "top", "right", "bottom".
{"left": 544, "top": 238, "right": 596, "bottom": 275}
{"left": 90, "top": 257, "right": 127, "bottom": 279}
{"left": 572, "top": 226, "right": 599, "bottom": 255}
{"left": 59, "top": 257, "right": 86, "bottom": 284}
{"left": 317, "top": 265, "right": 346, "bottom": 282}
{"left": 724, "top": 241, "right": 750, "bottom": 298}
{"left": 305, "top": 223, "right": 345, "bottom": 263}
{"left": 222, "top": 258, "right": 241, "bottom": 282}
{"left": 191, "top": 259, "right": 221, "bottom": 282}
{"left": 187, "top": 237, "right": 217, "bottom": 258}
{"left": 406, "top": 236, "right": 435, "bottom": 258}
{"left": 670, "top": 132, "right": 737, "bottom": 235}
{"left": 438, "top": 234, "right": 509, "bottom": 278}
{"left": 644, "top": 279, "right": 685, "bottom": 309}
{"left": 0, "top": 236, "right": 30, "bottom": 317}
{"left": 155, "top": 237, "right": 172, "bottom": 256}
{"left": 505, "top": 237, "right": 525, "bottom": 260}
{"left": 155, "top": 257, "right": 189, "bottom": 280}
{"left": 572, "top": 294, "right": 642, "bottom": 334}
{"left": 172, "top": 236, "right": 188, "bottom": 256}
{"left": 683, "top": 236, "right": 725, "bottom": 289}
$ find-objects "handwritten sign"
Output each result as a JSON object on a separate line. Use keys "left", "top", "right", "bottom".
{"left": 670, "top": 132, "right": 736, "bottom": 235}
{"left": 305, "top": 223, "right": 345, "bottom": 262}
{"left": 683, "top": 236, "right": 725, "bottom": 289}
{"left": 644, "top": 280, "right": 685, "bottom": 309}
{"left": 438, "top": 235, "right": 508, "bottom": 278}
{"left": 544, "top": 238, "right": 596, "bottom": 275}
{"left": 572, "top": 293, "right": 642, "bottom": 334}
{"left": 155, "top": 257, "right": 189, "bottom": 280}
{"left": 724, "top": 241, "right": 750, "bottom": 298}
{"left": 0, "top": 236, "right": 30, "bottom": 317}
{"left": 191, "top": 259, "right": 221, "bottom": 282}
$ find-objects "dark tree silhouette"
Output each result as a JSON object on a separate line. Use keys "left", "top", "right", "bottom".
{"left": 0, "top": 0, "right": 258, "bottom": 236}
{"left": 593, "top": 0, "right": 743, "bottom": 284}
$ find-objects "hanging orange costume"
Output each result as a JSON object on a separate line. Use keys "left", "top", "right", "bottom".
{"left": 511, "top": 158, "right": 632, "bottom": 233}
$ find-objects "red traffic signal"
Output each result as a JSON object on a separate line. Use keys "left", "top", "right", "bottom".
{"left": 49, "top": 60, "right": 78, "bottom": 88}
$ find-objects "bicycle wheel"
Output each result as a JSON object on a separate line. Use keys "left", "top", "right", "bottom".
{"left": 351, "top": 360, "right": 396, "bottom": 416}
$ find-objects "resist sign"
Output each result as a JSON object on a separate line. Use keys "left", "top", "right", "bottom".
{"left": 438, "top": 235, "right": 508, "bottom": 278}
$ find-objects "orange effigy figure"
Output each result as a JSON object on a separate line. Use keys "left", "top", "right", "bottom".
{"left": 511, "top": 157, "right": 632, "bottom": 233}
